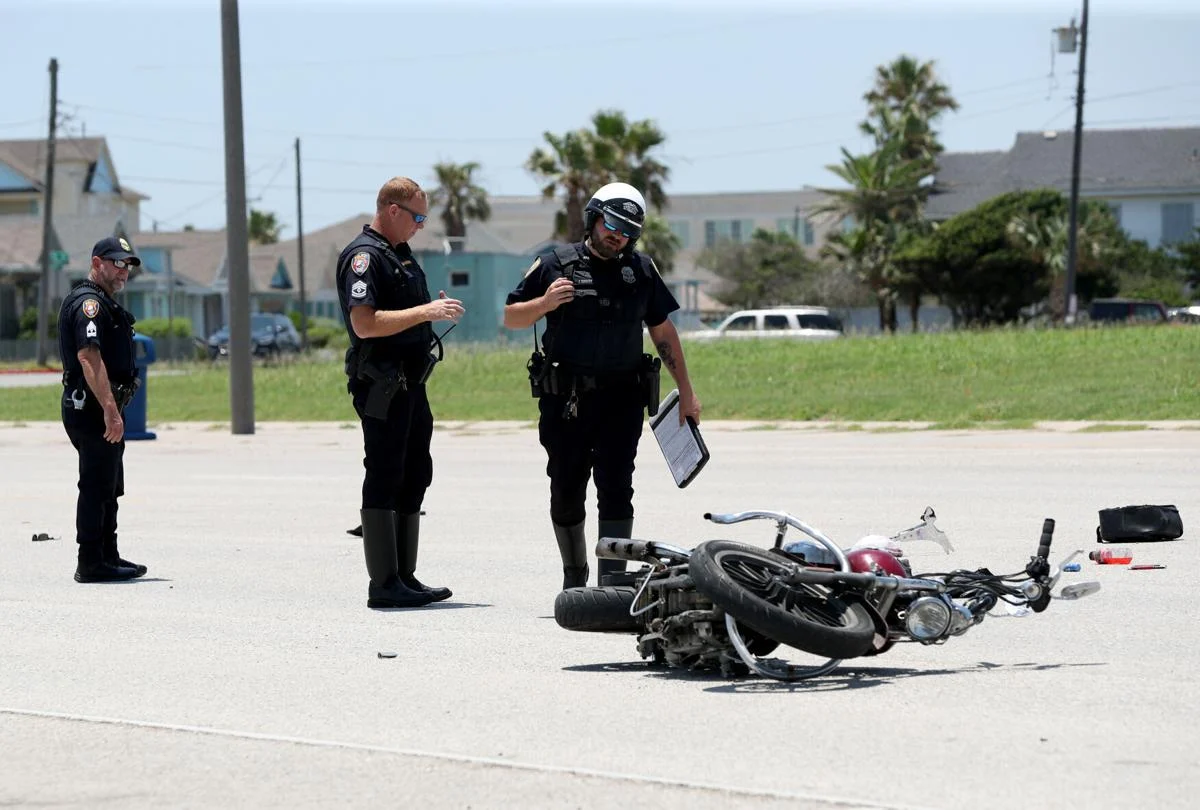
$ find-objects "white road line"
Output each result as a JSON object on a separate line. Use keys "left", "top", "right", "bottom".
{"left": 0, "top": 707, "right": 921, "bottom": 810}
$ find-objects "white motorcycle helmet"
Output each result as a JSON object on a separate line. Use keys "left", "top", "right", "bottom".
{"left": 584, "top": 182, "right": 647, "bottom": 252}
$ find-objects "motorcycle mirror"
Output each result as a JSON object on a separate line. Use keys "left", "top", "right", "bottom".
{"left": 889, "top": 506, "right": 955, "bottom": 555}
{"left": 1057, "top": 581, "right": 1101, "bottom": 600}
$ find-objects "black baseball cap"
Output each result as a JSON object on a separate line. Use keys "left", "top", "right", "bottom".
{"left": 92, "top": 236, "right": 141, "bottom": 265}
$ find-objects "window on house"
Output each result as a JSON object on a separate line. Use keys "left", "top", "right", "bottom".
{"left": 1161, "top": 202, "right": 1196, "bottom": 245}
{"left": 450, "top": 271, "right": 470, "bottom": 287}
{"left": 269, "top": 262, "right": 291, "bottom": 290}
{"left": 89, "top": 155, "right": 116, "bottom": 193}
{"left": 668, "top": 220, "right": 690, "bottom": 248}
{"left": 774, "top": 217, "right": 815, "bottom": 245}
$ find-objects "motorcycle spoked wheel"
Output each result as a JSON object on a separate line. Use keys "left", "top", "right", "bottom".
{"left": 554, "top": 586, "right": 641, "bottom": 633}
{"left": 689, "top": 540, "right": 876, "bottom": 660}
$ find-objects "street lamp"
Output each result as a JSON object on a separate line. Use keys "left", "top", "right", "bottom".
{"left": 1056, "top": 0, "right": 1089, "bottom": 324}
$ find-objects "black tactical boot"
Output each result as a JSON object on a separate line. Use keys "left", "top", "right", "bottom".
{"left": 102, "top": 534, "right": 147, "bottom": 578}
{"left": 75, "top": 544, "right": 141, "bottom": 583}
{"left": 597, "top": 518, "right": 634, "bottom": 586}
{"left": 554, "top": 520, "right": 589, "bottom": 589}
{"left": 397, "top": 512, "right": 451, "bottom": 602}
{"left": 361, "top": 508, "right": 433, "bottom": 609}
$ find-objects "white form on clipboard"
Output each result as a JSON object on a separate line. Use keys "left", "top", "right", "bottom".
{"left": 650, "top": 389, "right": 710, "bottom": 488}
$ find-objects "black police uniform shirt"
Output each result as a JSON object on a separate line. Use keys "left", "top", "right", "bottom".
{"left": 336, "top": 225, "right": 433, "bottom": 361}
{"left": 507, "top": 243, "right": 679, "bottom": 374}
{"left": 58, "top": 280, "right": 137, "bottom": 409}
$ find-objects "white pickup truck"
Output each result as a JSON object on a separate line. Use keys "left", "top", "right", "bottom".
{"left": 683, "top": 306, "right": 845, "bottom": 341}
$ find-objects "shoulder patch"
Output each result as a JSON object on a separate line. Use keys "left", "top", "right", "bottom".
{"left": 523, "top": 256, "right": 541, "bottom": 278}
{"left": 351, "top": 280, "right": 368, "bottom": 299}
{"left": 351, "top": 252, "right": 371, "bottom": 275}
{"left": 82, "top": 299, "right": 100, "bottom": 318}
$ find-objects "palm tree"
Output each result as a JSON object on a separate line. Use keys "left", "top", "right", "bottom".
{"left": 429, "top": 161, "right": 491, "bottom": 253}
{"left": 861, "top": 55, "right": 959, "bottom": 163}
{"left": 248, "top": 209, "right": 281, "bottom": 245}
{"left": 1007, "top": 208, "right": 1116, "bottom": 320}
{"left": 849, "top": 55, "right": 958, "bottom": 328}
{"left": 527, "top": 110, "right": 671, "bottom": 242}
{"left": 591, "top": 109, "right": 671, "bottom": 212}
{"left": 815, "top": 142, "right": 933, "bottom": 225}
{"left": 526, "top": 129, "right": 615, "bottom": 242}
{"left": 815, "top": 141, "right": 934, "bottom": 331}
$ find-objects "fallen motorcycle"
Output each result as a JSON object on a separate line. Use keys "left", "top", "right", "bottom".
{"left": 554, "top": 508, "right": 1100, "bottom": 681}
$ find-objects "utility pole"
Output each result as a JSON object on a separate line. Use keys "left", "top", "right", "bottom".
{"left": 35, "top": 57, "right": 58, "bottom": 367}
{"left": 221, "top": 0, "right": 254, "bottom": 434}
{"left": 1061, "top": 0, "right": 1090, "bottom": 324}
{"left": 295, "top": 136, "right": 308, "bottom": 350}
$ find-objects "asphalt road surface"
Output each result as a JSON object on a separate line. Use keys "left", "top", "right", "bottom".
{"left": 2, "top": 420, "right": 1197, "bottom": 809}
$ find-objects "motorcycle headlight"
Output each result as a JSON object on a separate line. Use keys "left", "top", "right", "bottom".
{"left": 905, "top": 596, "right": 952, "bottom": 642}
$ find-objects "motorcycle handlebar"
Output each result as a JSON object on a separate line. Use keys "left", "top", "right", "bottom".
{"left": 1037, "top": 518, "right": 1055, "bottom": 561}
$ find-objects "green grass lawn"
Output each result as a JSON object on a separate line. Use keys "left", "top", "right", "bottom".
{"left": 2, "top": 325, "right": 1197, "bottom": 424}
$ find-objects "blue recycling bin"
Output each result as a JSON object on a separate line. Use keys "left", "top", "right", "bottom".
{"left": 126, "top": 334, "right": 157, "bottom": 441}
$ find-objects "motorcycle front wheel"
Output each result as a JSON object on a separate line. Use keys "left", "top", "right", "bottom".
{"left": 689, "top": 540, "right": 876, "bottom": 660}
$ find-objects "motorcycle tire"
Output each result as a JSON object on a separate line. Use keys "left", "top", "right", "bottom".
{"left": 554, "top": 586, "right": 641, "bottom": 633}
{"left": 689, "top": 540, "right": 876, "bottom": 660}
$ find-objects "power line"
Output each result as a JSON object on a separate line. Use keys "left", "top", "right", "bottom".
{"left": 126, "top": 13, "right": 809, "bottom": 73}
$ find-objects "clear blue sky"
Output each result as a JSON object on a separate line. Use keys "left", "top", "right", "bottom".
{"left": 4, "top": 0, "right": 1199, "bottom": 238}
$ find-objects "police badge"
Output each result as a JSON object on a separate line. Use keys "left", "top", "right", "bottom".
{"left": 82, "top": 299, "right": 100, "bottom": 318}
{"left": 351, "top": 252, "right": 370, "bottom": 275}
{"left": 621, "top": 266, "right": 636, "bottom": 284}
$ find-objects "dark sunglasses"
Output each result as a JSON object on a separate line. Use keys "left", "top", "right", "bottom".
{"left": 393, "top": 202, "right": 428, "bottom": 224}
{"left": 601, "top": 212, "right": 640, "bottom": 239}
{"left": 109, "top": 258, "right": 138, "bottom": 270}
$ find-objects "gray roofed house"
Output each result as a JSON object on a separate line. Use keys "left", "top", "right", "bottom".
{"left": 928, "top": 127, "right": 1200, "bottom": 247}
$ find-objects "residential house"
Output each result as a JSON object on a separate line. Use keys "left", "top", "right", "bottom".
{"left": 927, "top": 127, "right": 1200, "bottom": 247}
{"left": 134, "top": 228, "right": 297, "bottom": 342}
{"left": 0, "top": 216, "right": 62, "bottom": 340}
{"left": 0, "top": 136, "right": 145, "bottom": 342}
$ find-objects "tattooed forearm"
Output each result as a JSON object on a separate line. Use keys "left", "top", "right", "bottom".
{"left": 655, "top": 340, "right": 679, "bottom": 373}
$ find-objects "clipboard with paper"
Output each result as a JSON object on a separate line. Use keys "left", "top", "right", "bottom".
{"left": 650, "top": 389, "right": 709, "bottom": 488}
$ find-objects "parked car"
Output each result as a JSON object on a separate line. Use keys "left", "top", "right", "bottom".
{"left": 682, "top": 306, "right": 844, "bottom": 341}
{"left": 1167, "top": 305, "right": 1200, "bottom": 324}
{"left": 207, "top": 313, "right": 302, "bottom": 359}
{"left": 1087, "top": 298, "right": 1168, "bottom": 324}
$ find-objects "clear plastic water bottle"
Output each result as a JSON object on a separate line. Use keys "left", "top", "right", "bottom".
{"left": 1089, "top": 547, "right": 1133, "bottom": 565}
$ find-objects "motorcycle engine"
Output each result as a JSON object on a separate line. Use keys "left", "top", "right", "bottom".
{"left": 633, "top": 570, "right": 778, "bottom": 675}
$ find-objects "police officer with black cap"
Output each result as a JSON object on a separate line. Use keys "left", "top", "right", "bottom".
{"left": 337, "top": 176, "right": 465, "bottom": 609}
{"left": 58, "top": 236, "right": 147, "bottom": 583}
{"left": 504, "top": 182, "right": 702, "bottom": 590}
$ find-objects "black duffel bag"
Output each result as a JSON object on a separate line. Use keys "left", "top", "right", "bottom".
{"left": 1097, "top": 505, "right": 1183, "bottom": 543}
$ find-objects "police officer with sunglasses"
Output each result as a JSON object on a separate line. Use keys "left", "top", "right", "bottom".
{"left": 58, "top": 236, "right": 148, "bottom": 582}
{"left": 504, "top": 182, "right": 702, "bottom": 590}
{"left": 337, "top": 176, "right": 465, "bottom": 609}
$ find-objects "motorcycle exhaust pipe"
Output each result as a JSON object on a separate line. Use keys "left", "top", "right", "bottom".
{"left": 596, "top": 537, "right": 653, "bottom": 561}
